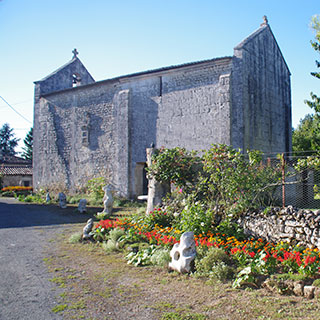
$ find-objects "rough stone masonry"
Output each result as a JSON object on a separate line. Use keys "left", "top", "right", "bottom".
{"left": 33, "top": 17, "right": 292, "bottom": 198}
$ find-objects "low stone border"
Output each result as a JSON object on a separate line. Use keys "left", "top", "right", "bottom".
{"left": 262, "top": 278, "right": 319, "bottom": 299}
{"left": 239, "top": 206, "right": 320, "bottom": 249}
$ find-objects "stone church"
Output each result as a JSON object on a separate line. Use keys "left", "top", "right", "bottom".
{"left": 33, "top": 17, "right": 292, "bottom": 198}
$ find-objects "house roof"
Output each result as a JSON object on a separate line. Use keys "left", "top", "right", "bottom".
{"left": 42, "top": 56, "right": 233, "bottom": 97}
{"left": 0, "top": 155, "right": 32, "bottom": 166}
{"left": 0, "top": 166, "right": 33, "bottom": 176}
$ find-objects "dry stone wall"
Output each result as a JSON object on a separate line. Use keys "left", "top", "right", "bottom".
{"left": 240, "top": 206, "right": 320, "bottom": 248}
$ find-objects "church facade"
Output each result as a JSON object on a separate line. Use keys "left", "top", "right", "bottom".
{"left": 33, "top": 18, "right": 291, "bottom": 198}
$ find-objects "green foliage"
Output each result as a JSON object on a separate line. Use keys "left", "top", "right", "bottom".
{"left": 232, "top": 266, "right": 257, "bottom": 288}
{"left": 18, "top": 193, "right": 46, "bottom": 203}
{"left": 94, "top": 212, "right": 109, "bottom": 220}
{"left": 102, "top": 239, "right": 121, "bottom": 252}
{"left": 68, "top": 232, "right": 82, "bottom": 244}
{"left": 313, "top": 278, "right": 320, "bottom": 287}
{"left": 21, "top": 127, "right": 33, "bottom": 160}
{"left": 150, "top": 247, "right": 171, "bottom": 266}
{"left": 195, "top": 247, "right": 232, "bottom": 275}
{"left": 161, "top": 312, "right": 206, "bottom": 320}
{"left": 108, "top": 228, "right": 125, "bottom": 242}
{"left": 215, "top": 219, "right": 246, "bottom": 241}
{"left": 200, "top": 145, "right": 281, "bottom": 218}
{"left": 92, "top": 225, "right": 109, "bottom": 242}
{"left": 125, "top": 245, "right": 158, "bottom": 266}
{"left": 152, "top": 145, "right": 282, "bottom": 224}
{"left": 209, "top": 262, "right": 235, "bottom": 282}
{"left": 0, "top": 123, "right": 19, "bottom": 156}
{"left": 144, "top": 208, "right": 174, "bottom": 229}
{"left": 292, "top": 115, "right": 320, "bottom": 155}
{"left": 113, "top": 197, "right": 145, "bottom": 208}
{"left": 118, "top": 228, "right": 146, "bottom": 245}
{"left": 276, "top": 273, "right": 308, "bottom": 282}
{"left": 178, "top": 201, "right": 213, "bottom": 235}
{"left": 51, "top": 304, "right": 68, "bottom": 313}
{"left": 305, "top": 15, "right": 320, "bottom": 115}
{"left": 147, "top": 147, "right": 201, "bottom": 191}
{"left": 67, "top": 194, "right": 86, "bottom": 204}
{"left": 86, "top": 177, "right": 106, "bottom": 203}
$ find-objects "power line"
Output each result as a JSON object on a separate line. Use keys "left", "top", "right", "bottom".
{"left": 0, "top": 95, "right": 32, "bottom": 125}
{"left": 0, "top": 99, "right": 32, "bottom": 109}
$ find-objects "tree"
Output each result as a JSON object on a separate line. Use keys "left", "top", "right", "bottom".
{"left": 292, "top": 114, "right": 320, "bottom": 155}
{"left": 305, "top": 15, "right": 320, "bottom": 113}
{"left": 21, "top": 127, "right": 33, "bottom": 160}
{"left": 0, "top": 123, "right": 19, "bottom": 156}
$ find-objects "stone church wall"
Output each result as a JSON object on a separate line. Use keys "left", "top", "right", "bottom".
{"left": 33, "top": 84, "right": 129, "bottom": 195}
{"left": 156, "top": 58, "right": 233, "bottom": 150}
{"left": 232, "top": 26, "right": 292, "bottom": 154}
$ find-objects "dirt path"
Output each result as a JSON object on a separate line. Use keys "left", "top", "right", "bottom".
{"left": 0, "top": 197, "right": 94, "bottom": 320}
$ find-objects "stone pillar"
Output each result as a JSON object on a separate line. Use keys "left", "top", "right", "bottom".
{"left": 146, "top": 147, "right": 170, "bottom": 214}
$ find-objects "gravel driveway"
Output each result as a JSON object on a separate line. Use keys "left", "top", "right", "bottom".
{"left": 0, "top": 197, "right": 91, "bottom": 320}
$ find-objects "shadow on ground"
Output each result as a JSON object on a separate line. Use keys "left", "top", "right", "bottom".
{"left": 0, "top": 197, "right": 104, "bottom": 229}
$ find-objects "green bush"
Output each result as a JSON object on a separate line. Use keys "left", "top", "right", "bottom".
{"left": 125, "top": 245, "right": 158, "bottom": 266}
{"left": 147, "top": 147, "right": 201, "bottom": 192}
{"left": 1, "top": 191, "right": 16, "bottom": 197}
{"left": 68, "top": 232, "right": 82, "bottom": 244}
{"left": 144, "top": 208, "right": 174, "bottom": 229}
{"left": 149, "top": 144, "right": 283, "bottom": 223}
{"left": 18, "top": 193, "right": 46, "bottom": 204}
{"left": 313, "top": 278, "right": 320, "bottom": 287}
{"left": 150, "top": 248, "right": 171, "bottom": 266}
{"left": 108, "top": 228, "right": 125, "bottom": 242}
{"left": 67, "top": 194, "right": 87, "bottom": 204}
{"left": 210, "top": 262, "right": 235, "bottom": 282}
{"left": 102, "top": 239, "right": 120, "bottom": 252}
{"left": 86, "top": 177, "right": 106, "bottom": 203}
{"left": 113, "top": 197, "right": 145, "bottom": 208}
{"left": 179, "top": 201, "right": 213, "bottom": 235}
{"left": 196, "top": 247, "right": 232, "bottom": 275}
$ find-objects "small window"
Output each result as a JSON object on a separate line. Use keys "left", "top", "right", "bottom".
{"left": 23, "top": 181, "right": 30, "bottom": 187}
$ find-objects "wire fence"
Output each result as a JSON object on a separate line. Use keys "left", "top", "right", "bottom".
{"left": 262, "top": 152, "right": 320, "bottom": 209}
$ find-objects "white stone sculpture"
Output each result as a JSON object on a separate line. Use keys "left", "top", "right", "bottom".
{"left": 83, "top": 218, "right": 93, "bottom": 240}
{"left": 78, "top": 198, "right": 87, "bottom": 213}
{"left": 58, "top": 192, "right": 67, "bottom": 209}
{"left": 100, "top": 184, "right": 113, "bottom": 217}
{"left": 46, "top": 192, "right": 51, "bottom": 203}
{"left": 169, "top": 231, "right": 197, "bottom": 273}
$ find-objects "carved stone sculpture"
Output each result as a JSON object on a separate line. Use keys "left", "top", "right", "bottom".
{"left": 169, "top": 231, "right": 197, "bottom": 273}
{"left": 83, "top": 218, "right": 93, "bottom": 240}
{"left": 146, "top": 147, "right": 170, "bottom": 214}
{"left": 58, "top": 192, "right": 67, "bottom": 209}
{"left": 46, "top": 192, "right": 51, "bottom": 203}
{"left": 100, "top": 184, "right": 113, "bottom": 217}
{"left": 78, "top": 198, "right": 87, "bottom": 213}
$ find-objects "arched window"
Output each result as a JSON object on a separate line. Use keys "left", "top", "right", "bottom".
{"left": 72, "top": 73, "right": 81, "bottom": 87}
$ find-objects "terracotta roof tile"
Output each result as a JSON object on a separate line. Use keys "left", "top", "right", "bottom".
{"left": 0, "top": 166, "right": 33, "bottom": 175}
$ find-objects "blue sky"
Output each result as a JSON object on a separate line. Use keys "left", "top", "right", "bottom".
{"left": 0, "top": 0, "right": 319, "bottom": 152}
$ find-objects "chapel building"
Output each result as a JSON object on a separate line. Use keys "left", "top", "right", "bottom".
{"left": 33, "top": 17, "right": 292, "bottom": 198}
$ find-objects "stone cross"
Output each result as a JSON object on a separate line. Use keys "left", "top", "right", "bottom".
{"left": 261, "top": 15, "right": 268, "bottom": 26}
{"left": 72, "top": 48, "right": 79, "bottom": 59}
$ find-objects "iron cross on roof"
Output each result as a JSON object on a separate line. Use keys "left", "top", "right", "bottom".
{"left": 72, "top": 48, "right": 79, "bottom": 59}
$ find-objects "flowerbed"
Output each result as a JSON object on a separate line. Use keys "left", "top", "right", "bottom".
{"left": 93, "top": 213, "right": 320, "bottom": 281}
{"left": 1, "top": 186, "right": 33, "bottom": 197}
{"left": 1, "top": 186, "right": 33, "bottom": 192}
